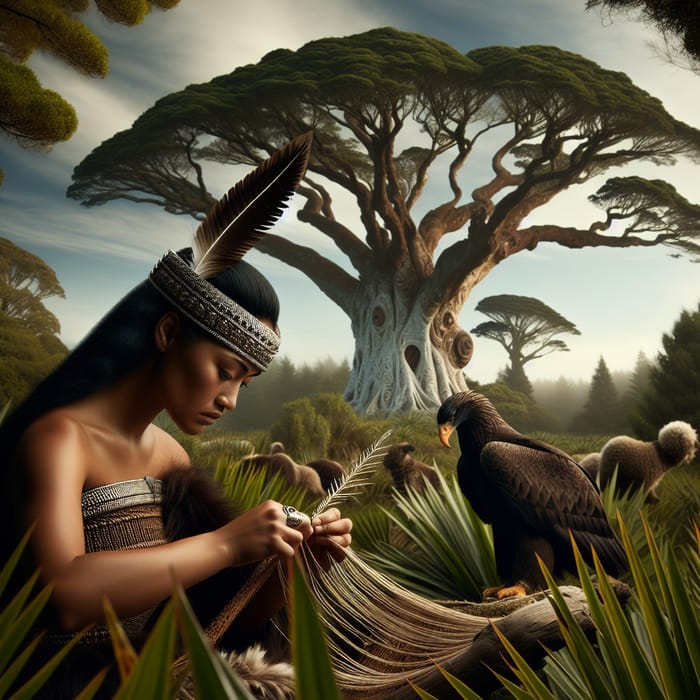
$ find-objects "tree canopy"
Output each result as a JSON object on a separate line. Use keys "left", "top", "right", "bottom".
{"left": 0, "top": 237, "right": 65, "bottom": 334}
{"left": 66, "top": 27, "right": 700, "bottom": 414}
{"left": 0, "top": 0, "right": 180, "bottom": 185}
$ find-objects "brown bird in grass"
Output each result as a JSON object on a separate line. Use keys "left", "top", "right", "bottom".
{"left": 384, "top": 442, "right": 442, "bottom": 496}
{"left": 437, "top": 391, "right": 627, "bottom": 599}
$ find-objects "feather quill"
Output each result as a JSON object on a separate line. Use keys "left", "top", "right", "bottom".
{"left": 193, "top": 132, "right": 313, "bottom": 278}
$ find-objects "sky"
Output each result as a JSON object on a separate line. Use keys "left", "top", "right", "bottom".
{"left": 1, "top": 0, "right": 698, "bottom": 385}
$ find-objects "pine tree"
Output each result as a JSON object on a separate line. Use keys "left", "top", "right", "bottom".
{"left": 631, "top": 303, "right": 700, "bottom": 439}
{"left": 497, "top": 364, "right": 534, "bottom": 397}
{"left": 571, "top": 357, "right": 624, "bottom": 434}
{"left": 620, "top": 351, "right": 653, "bottom": 426}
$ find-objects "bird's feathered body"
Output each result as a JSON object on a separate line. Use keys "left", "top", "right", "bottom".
{"left": 438, "top": 391, "right": 627, "bottom": 595}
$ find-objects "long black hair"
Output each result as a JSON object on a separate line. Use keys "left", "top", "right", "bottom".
{"left": 0, "top": 253, "right": 279, "bottom": 563}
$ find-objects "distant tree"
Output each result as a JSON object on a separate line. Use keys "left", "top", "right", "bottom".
{"left": 631, "top": 302, "right": 700, "bottom": 438}
{"left": 0, "top": 237, "right": 64, "bottom": 334}
{"left": 308, "top": 393, "right": 364, "bottom": 457}
{"left": 0, "top": 239, "right": 68, "bottom": 406}
{"left": 586, "top": 0, "right": 700, "bottom": 71}
{"left": 219, "top": 356, "right": 350, "bottom": 432}
{"left": 496, "top": 364, "right": 533, "bottom": 396}
{"left": 571, "top": 356, "right": 624, "bottom": 433}
{"left": 620, "top": 350, "right": 654, "bottom": 423}
{"left": 66, "top": 28, "right": 700, "bottom": 415}
{"left": 271, "top": 397, "right": 331, "bottom": 459}
{"left": 0, "top": 0, "right": 180, "bottom": 185}
{"left": 472, "top": 294, "right": 580, "bottom": 396}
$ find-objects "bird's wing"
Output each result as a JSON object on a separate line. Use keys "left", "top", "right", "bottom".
{"left": 480, "top": 440, "right": 613, "bottom": 539}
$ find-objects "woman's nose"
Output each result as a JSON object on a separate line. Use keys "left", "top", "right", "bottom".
{"left": 215, "top": 384, "right": 240, "bottom": 412}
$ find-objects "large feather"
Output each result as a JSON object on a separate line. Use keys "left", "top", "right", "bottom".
{"left": 312, "top": 430, "right": 393, "bottom": 518}
{"left": 193, "top": 132, "right": 313, "bottom": 278}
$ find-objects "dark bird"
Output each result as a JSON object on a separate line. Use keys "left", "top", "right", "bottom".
{"left": 437, "top": 391, "right": 627, "bottom": 598}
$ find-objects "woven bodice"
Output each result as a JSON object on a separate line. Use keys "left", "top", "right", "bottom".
{"left": 44, "top": 477, "right": 167, "bottom": 648}
{"left": 82, "top": 476, "right": 166, "bottom": 554}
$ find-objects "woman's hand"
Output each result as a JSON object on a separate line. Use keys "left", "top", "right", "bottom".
{"left": 221, "top": 500, "right": 313, "bottom": 566}
{"left": 306, "top": 507, "right": 353, "bottom": 569}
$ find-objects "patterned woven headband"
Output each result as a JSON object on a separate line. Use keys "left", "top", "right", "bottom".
{"left": 149, "top": 249, "right": 280, "bottom": 370}
{"left": 147, "top": 132, "right": 312, "bottom": 371}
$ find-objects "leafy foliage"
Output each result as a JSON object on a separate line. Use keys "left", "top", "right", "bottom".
{"left": 357, "top": 472, "right": 498, "bottom": 600}
{"left": 0, "top": 314, "right": 67, "bottom": 409}
{"left": 631, "top": 302, "right": 700, "bottom": 438}
{"left": 0, "top": 0, "right": 180, "bottom": 185}
{"left": 271, "top": 397, "right": 332, "bottom": 459}
{"left": 587, "top": 0, "right": 700, "bottom": 66}
{"left": 0, "top": 530, "right": 96, "bottom": 698}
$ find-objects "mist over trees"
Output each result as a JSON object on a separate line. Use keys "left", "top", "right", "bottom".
{"left": 570, "top": 356, "right": 625, "bottom": 434}
{"left": 217, "top": 356, "right": 350, "bottom": 432}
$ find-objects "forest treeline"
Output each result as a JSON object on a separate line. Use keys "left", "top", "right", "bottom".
{"left": 211, "top": 296, "right": 700, "bottom": 443}
{"left": 219, "top": 356, "right": 637, "bottom": 436}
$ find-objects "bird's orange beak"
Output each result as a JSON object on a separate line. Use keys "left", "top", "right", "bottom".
{"left": 439, "top": 423, "right": 453, "bottom": 448}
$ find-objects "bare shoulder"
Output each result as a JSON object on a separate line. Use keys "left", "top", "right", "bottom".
{"left": 148, "top": 423, "right": 191, "bottom": 475}
{"left": 19, "top": 411, "right": 89, "bottom": 475}
{"left": 17, "top": 411, "right": 90, "bottom": 522}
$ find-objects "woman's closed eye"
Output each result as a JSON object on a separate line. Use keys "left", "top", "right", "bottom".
{"left": 219, "top": 368, "right": 233, "bottom": 381}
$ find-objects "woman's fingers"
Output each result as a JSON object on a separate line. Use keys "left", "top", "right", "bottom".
{"left": 312, "top": 511, "right": 353, "bottom": 538}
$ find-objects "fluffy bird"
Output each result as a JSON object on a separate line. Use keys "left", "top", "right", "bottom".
{"left": 437, "top": 391, "right": 627, "bottom": 598}
{"left": 598, "top": 421, "right": 699, "bottom": 502}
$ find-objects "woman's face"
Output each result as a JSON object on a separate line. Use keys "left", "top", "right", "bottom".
{"left": 159, "top": 329, "right": 261, "bottom": 435}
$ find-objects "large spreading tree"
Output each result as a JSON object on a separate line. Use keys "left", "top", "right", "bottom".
{"left": 67, "top": 28, "right": 700, "bottom": 415}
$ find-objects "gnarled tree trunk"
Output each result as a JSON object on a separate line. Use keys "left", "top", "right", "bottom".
{"left": 344, "top": 272, "right": 472, "bottom": 415}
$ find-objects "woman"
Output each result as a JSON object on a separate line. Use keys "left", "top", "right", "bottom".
{"left": 0, "top": 133, "right": 352, "bottom": 697}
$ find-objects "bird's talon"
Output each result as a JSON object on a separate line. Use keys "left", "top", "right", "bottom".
{"left": 482, "top": 583, "right": 528, "bottom": 600}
